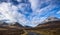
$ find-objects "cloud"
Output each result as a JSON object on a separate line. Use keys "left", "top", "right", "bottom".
{"left": 0, "top": 0, "right": 60, "bottom": 27}
{"left": 0, "top": 2, "right": 17, "bottom": 22}
{"left": 57, "top": 11, "right": 60, "bottom": 14}
{"left": 0, "top": 2, "right": 30, "bottom": 26}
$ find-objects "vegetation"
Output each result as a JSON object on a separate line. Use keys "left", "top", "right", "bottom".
{"left": 0, "top": 20, "right": 60, "bottom": 35}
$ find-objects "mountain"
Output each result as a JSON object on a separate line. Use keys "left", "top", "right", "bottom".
{"left": 36, "top": 19, "right": 60, "bottom": 29}
{"left": 36, "top": 16, "right": 60, "bottom": 28}
{"left": 13, "top": 22, "right": 23, "bottom": 27}
{"left": 0, "top": 21, "right": 24, "bottom": 28}
{"left": 47, "top": 16, "right": 59, "bottom": 21}
{"left": 24, "top": 25, "right": 32, "bottom": 28}
{"left": 42, "top": 16, "right": 60, "bottom": 23}
{"left": 0, "top": 22, "right": 8, "bottom": 28}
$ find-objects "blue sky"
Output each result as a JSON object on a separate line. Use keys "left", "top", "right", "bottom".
{"left": 0, "top": 0, "right": 60, "bottom": 27}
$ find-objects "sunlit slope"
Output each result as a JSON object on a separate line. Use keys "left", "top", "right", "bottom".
{"left": 0, "top": 20, "right": 60, "bottom": 35}
{"left": 26, "top": 20, "right": 60, "bottom": 35}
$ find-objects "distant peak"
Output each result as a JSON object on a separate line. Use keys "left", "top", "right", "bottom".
{"left": 44, "top": 16, "right": 60, "bottom": 22}
{"left": 48, "top": 16, "right": 59, "bottom": 20}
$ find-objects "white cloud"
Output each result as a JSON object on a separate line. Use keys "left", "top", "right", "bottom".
{"left": 0, "top": 0, "right": 59, "bottom": 27}
{"left": 0, "top": 2, "right": 30, "bottom": 26}
{"left": 57, "top": 11, "right": 60, "bottom": 14}
{"left": 0, "top": 2, "right": 16, "bottom": 22}
{"left": 16, "top": 0, "right": 22, "bottom": 2}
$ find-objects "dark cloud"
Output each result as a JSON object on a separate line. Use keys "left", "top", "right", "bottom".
{"left": 10, "top": 0, "right": 19, "bottom": 5}
{"left": 0, "top": 0, "right": 9, "bottom": 3}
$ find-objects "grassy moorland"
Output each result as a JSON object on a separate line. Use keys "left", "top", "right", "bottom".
{"left": 26, "top": 20, "right": 60, "bottom": 35}
{"left": 0, "top": 20, "right": 60, "bottom": 35}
